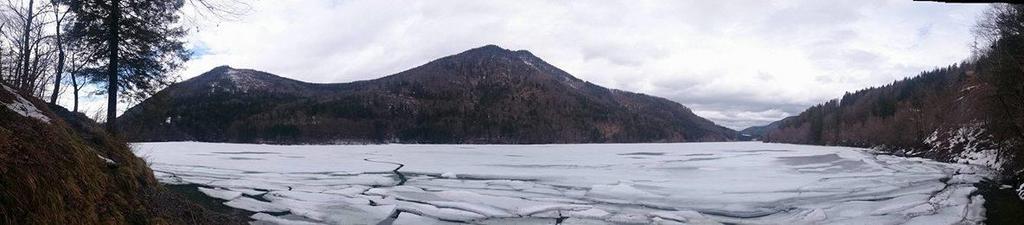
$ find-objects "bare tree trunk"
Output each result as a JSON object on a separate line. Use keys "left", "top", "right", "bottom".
{"left": 71, "top": 71, "right": 78, "bottom": 112}
{"left": 0, "top": 22, "right": 4, "bottom": 84}
{"left": 17, "top": 0, "right": 34, "bottom": 91}
{"left": 106, "top": 0, "right": 120, "bottom": 132}
{"left": 49, "top": 8, "right": 65, "bottom": 104}
{"left": 29, "top": 43, "right": 42, "bottom": 95}
{"left": 68, "top": 53, "right": 81, "bottom": 112}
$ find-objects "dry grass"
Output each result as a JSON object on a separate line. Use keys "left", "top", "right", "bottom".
{"left": 0, "top": 86, "right": 168, "bottom": 225}
{"left": 0, "top": 86, "right": 245, "bottom": 225}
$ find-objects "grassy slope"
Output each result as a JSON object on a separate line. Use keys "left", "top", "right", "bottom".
{"left": 0, "top": 85, "right": 243, "bottom": 225}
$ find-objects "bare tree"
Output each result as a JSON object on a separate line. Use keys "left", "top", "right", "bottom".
{"left": 974, "top": 4, "right": 1024, "bottom": 143}
{"left": 64, "top": 41, "right": 90, "bottom": 111}
{"left": 0, "top": 0, "right": 56, "bottom": 95}
{"left": 47, "top": 0, "right": 67, "bottom": 104}
{"left": 0, "top": 0, "right": 252, "bottom": 127}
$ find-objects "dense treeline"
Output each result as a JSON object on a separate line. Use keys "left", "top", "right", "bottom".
{"left": 974, "top": 4, "right": 1024, "bottom": 171}
{"left": 765, "top": 4, "right": 1024, "bottom": 178}
{"left": 765, "top": 65, "right": 975, "bottom": 149}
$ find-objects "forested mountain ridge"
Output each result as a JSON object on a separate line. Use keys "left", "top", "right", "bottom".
{"left": 760, "top": 65, "right": 981, "bottom": 152}
{"left": 757, "top": 5, "right": 1024, "bottom": 182}
{"left": 118, "top": 45, "right": 737, "bottom": 144}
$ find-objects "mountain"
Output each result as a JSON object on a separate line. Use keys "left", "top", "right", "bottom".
{"left": 119, "top": 45, "right": 737, "bottom": 144}
{"left": 759, "top": 64, "right": 1020, "bottom": 174}
{"left": 755, "top": 6, "right": 1024, "bottom": 190}
{"left": 739, "top": 118, "right": 789, "bottom": 140}
{"left": 761, "top": 65, "right": 971, "bottom": 146}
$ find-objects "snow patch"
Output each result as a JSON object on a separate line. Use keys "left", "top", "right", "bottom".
{"left": 1017, "top": 183, "right": 1024, "bottom": 201}
{"left": 521, "top": 58, "right": 535, "bottom": 68}
{"left": 924, "top": 125, "right": 1005, "bottom": 169}
{"left": 97, "top": 154, "right": 116, "bottom": 165}
{"left": 224, "top": 69, "right": 269, "bottom": 93}
{"left": 1, "top": 85, "right": 50, "bottom": 123}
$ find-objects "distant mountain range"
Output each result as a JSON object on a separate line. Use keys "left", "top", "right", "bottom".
{"left": 738, "top": 118, "right": 788, "bottom": 140}
{"left": 119, "top": 45, "right": 737, "bottom": 144}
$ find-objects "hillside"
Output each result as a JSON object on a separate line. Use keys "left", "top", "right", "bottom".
{"left": 119, "top": 45, "right": 737, "bottom": 144}
{"left": 0, "top": 84, "right": 242, "bottom": 224}
{"left": 760, "top": 65, "right": 976, "bottom": 147}
{"left": 757, "top": 62, "right": 1020, "bottom": 179}
{"left": 739, "top": 118, "right": 788, "bottom": 140}
{"left": 757, "top": 5, "right": 1024, "bottom": 183}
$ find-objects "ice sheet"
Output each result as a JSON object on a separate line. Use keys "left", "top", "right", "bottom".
{"left": 136, "top": 142, "right": 991, "bottom": 225}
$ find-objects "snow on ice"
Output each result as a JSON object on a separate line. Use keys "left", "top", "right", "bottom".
{"left": 136, "top": 142, "right": 992, "bottom": 225}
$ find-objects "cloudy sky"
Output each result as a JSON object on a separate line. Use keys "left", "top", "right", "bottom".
{"left": 102, "top": 0, "right": 989, "bottom": 129}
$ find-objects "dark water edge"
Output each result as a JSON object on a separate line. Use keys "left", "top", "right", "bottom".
{"left": 976, "top": 180, "right": 1024, "bottom": 225}
{"left": 163, "top": 184, "right": 255, "bottom": 221}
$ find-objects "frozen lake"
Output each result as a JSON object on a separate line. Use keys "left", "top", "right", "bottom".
{"left": 136, "top": 142, "right": 990, "bottom": 225}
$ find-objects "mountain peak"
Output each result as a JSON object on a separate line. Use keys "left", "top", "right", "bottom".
{"left": 458, "top": 44, "right": 538, "bottom": 59}
{"left": 389, "top": 44, "right": 583, "bottom": 86}
{"left": 213, "top": 65, "right": 233, "bottom": 70}
{"left": 460, "top": 44, "right": 514, "bottom": 56}
{"left": 196, "top": 65, "right": 244, "bottom": 78}
{"left": 203, "top": 65, "right": 236, "bottom": 75}
{"left": 177, "top": 66, "right": 316, "bottom": 95}
{"left": 478, "top": 44, "right": 505, "bottom": 50}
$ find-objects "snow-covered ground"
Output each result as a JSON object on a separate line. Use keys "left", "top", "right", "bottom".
{"left": 136, "top": 142, "right": 991, "bottom": 225}
{"left": 1, "top": 84, "right": 51, "bottom": 123}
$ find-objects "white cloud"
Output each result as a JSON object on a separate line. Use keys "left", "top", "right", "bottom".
{"left": 168, "top": 0, "right": 989, "bottom": 130}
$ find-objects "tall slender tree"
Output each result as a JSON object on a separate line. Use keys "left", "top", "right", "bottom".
{"left": 17, "top": 0, "right": 35, "bottom": 90}
{"left": 65, "top": 43, "right": 94, "bottom": 112}
{"left": 65, "top": 0, "right": 188, "bottom": 132}
{"left": 47, "top": 0, "right": 68, "bottom": 104}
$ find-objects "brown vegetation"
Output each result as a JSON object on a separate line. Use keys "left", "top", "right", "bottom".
{"left": 0, "top": 84, "right": 153, "bottom": 224}
{"left": 763, "top": 65, "right": 978, "bottom": 156}
{"left": 764, "top": 4, "right": 1024, "bottom": 180}
{"left": 0, "top": 84, "right": 243, "bottom": 224}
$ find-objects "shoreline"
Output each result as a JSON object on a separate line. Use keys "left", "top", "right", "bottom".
{"left": 977, "top": 180, "right": 1024, "bottom": 225}
{"left": 158, "top": 184, "right": 253, "bottom": 224}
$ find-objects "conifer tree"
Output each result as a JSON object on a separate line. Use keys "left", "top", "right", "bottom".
{"left": 64, "top": 0, "right": 188, "bottom": 132}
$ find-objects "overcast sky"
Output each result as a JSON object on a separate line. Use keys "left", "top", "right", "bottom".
{"left": 83, "top": 0, "right": 989, "bottom": 129}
